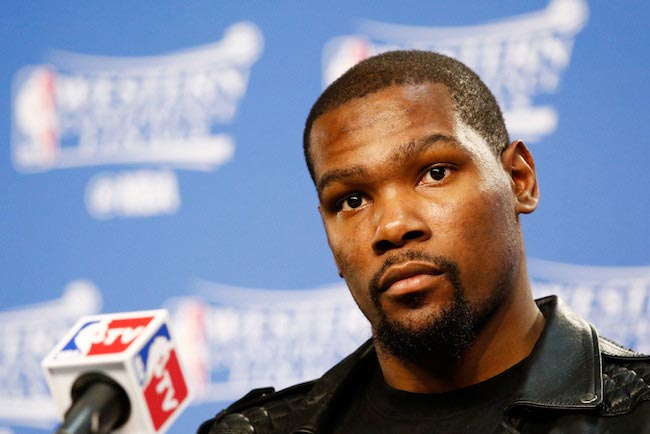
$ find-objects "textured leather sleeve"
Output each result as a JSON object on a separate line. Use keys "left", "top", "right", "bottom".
{"left": 207, "top": 412, "right": 255, "bottom": 434}
{"left": 601, "top": 359, "right": 650, "bottom": 415}
{"left": 198, "top": 382, "right": 314, "bottom": 434}
{"left": 206, "top": 393, "right": 306, "bottom": 434}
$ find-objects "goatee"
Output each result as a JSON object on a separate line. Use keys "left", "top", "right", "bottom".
{"left": 369, "top": 252, "right": 478, "bottom": 363}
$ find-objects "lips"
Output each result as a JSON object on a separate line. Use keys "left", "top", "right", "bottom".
{"left": 378, "top": 262, "right": 445, "bottom": 295}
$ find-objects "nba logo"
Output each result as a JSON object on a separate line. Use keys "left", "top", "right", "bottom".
{"left": 60, "top": 316, "right": 154, "bottom": 357}
{"left": 12, "top": 66, "right": 60, "bottom": 171}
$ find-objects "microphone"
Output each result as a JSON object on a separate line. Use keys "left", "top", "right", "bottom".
{"left": 42, "top": 310, "right": 191, "bottom": 434}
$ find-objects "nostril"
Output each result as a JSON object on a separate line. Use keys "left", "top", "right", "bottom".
{"left": 373, "top": 230, "right": 426, "bottom": 254}
{"left": 403, "top": 230, "right": 425, "bottom": 242}
{"left": 373, "top": 239, "right": 395, "bottom": 254}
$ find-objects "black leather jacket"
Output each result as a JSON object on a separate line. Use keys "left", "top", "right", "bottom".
{"left": 198, "top": 296, "right": 650, "bottom": 433}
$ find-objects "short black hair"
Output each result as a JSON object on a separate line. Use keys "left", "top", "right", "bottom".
{"left": 303, "top": 50, "right": 510, "bottom": 182}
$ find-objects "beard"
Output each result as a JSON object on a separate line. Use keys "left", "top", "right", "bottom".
{"left": 368, "top": 251, "right": 481, "bottom": 363}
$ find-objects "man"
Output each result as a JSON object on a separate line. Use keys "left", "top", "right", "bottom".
{"left": 198, "top": 51, "right": 650, "bottom": 433}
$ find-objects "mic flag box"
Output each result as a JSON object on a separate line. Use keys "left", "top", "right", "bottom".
{"left": 42, "top": 309, "right": 191, "bottom": 433}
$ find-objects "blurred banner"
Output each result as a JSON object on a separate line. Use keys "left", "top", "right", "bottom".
{"left": 12, "top": 22, "right": 262, "bottom": 219}
{"left": 1, "top": 1, "right": 649, "bottom": 433}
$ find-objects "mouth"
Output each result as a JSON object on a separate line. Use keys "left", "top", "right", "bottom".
{"left": 378, "top": 262, "right": 445, "bottom": 296}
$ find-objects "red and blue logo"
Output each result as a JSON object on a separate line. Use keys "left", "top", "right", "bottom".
{"left": 61, "top": 316, "right": 153, "bottom": 356}
{"left": 138, "top": 324, "right": 189, "bottom": 431}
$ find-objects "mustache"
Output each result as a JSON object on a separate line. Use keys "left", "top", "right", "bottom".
{"left": 369, "top": 251, "right": 461, "bottom": 300}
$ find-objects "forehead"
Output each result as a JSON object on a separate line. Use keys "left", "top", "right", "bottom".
{"left": 309, "top": 83, "right": 471, "bottom": 177}
{"left": 310, "top": 82, "right": 455, "bottom": 153}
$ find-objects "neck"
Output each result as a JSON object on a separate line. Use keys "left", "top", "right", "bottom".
{"left": 376, "top": 276, "right": 544, "bottom": 393}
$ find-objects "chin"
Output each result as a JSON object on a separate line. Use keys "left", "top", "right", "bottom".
{"left": 374, "top": 291, "right": 478, "bottom": 362}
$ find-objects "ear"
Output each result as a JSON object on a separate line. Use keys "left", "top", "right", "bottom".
{"left": 501, "top": 140, "right": 539, "bottom": 214}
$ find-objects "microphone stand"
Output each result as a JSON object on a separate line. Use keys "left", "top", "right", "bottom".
{"left": 56, "top": 373, "right": 131, "bottom": 434}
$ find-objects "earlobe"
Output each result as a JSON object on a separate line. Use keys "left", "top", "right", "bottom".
{"left": 502, "top": 140, "right": 539, "bottom": 214}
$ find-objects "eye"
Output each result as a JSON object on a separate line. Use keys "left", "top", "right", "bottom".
{"left": 338, "top": 193, "right": 368, "bottom": 211}
{"left": 420, "top": 166, "right": 450, "bottom": 184}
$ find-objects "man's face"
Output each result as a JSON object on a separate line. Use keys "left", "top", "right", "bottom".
{"left": 310, "top": 83, "right": 525, "bottom": 358}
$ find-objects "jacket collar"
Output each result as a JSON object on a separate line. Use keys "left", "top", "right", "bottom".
{"left": 293, "top": 336, "right": 376, "bottom": 433}
{"left": 292, "top": 295, "right": 603, "bottom": 432}
{"left": 508, "top": 295, "right": 603, "bottom": 411}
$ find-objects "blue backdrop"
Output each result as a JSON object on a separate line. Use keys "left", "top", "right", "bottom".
{"left": 1, "top": 1, "right": 649, "bottom": 433}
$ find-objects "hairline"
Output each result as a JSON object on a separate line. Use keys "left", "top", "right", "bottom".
{"left": 306, "top": 78, "right": 505, "bottom": 183}
{"left": 303, "top": 51, "right": 511, "bottom": 185}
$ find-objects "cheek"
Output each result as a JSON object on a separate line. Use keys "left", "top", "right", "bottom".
{"left": 331, "top": 236, "right": 370, "bottom": 292}
{"left": 331, "top": 245, "right": 354, "bottom": 276}
{"left": 325, "top": 222, "right": 379, "bottom": 316}
{"left": 325, "top": 221, "right": 351, "bottom": 267}
{"left": 324, "top": 218, "right": 369, "bottom": 271}
{"left": 324, "top": 221, "right": 358, "bottom": 280}
{"left": 428, "top": 182, "right": 511, "bottom": 244}
{"left": 442, "top": 188, "right": 519, "bottom": 286}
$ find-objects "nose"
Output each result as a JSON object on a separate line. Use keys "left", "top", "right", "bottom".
{"left": 371, "top": 195, "right": 432, "bottom": 255}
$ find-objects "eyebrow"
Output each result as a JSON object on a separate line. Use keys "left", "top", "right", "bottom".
{"left": 316, "top": 133, "right": 461, "bottom": 194}
{"left": 390, "top": 133, "right": 461, "bottom": 166}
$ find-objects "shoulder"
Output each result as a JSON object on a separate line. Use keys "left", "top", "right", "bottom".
{"left": 599, "top": 336, "right": 650, "bottom": 416}
{"left": 197, "top": 381, "right": 315, "bottom": 434}
{"left": 197, "top": 340, "right": 376, "bottom": 434}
